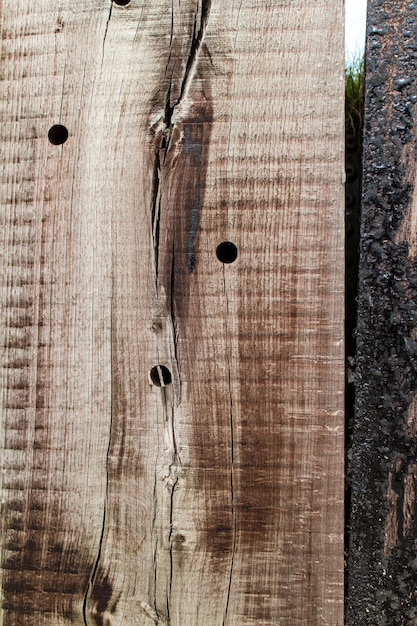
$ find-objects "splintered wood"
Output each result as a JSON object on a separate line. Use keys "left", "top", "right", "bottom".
{"left": 0, "top": 1, "right": 344, "bottom": 624}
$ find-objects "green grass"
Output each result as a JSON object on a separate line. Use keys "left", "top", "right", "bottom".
{"left": 345, "top": 54, "right": 364, "bottom": 138}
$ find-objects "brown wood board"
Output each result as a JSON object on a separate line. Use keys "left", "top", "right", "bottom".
{"left": 0, "top": 1, "right": 344, "bottom": 624}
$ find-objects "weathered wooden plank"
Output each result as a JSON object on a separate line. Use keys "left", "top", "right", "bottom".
{"left": 347, "top": 1, "right": 417, "bottom": 624}
{"left": 1, "top": 1, "right": 344, "bottom": 624}
{"left": 0, "top": 2, "right": 114, "bottom": 624}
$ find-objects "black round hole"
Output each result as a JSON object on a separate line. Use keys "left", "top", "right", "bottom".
{"left": 346, "top": 164, "right": 358, "bottom": 183}
{"left": 48, "top": 124, "right": 68, "bottom": 145}
{"left": 346, "top": 134, "right": 358, "bottom": 153}
{"left": 150, "top": 365, "right": 172, "bottom": 387}
{"left": 346, "top": 193, "right": 358, "bottom": 209}
{"left": 216, "top": 242, "right": 238, "bottom": 264}
{"left": 113, "top": 0, "right": 130, "bottom": 5}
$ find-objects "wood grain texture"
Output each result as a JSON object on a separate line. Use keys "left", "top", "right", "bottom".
{"left": 0, "top": 1, "right": 344, "bottom": 624}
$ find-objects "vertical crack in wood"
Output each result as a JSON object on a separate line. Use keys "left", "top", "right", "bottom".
{"left": 151, "top": 471, "right": 160, "bottom": 622}
{"left": 162, "top": 0, "right": 212, "bottom": 134}
{"left": 167, "top": 471, "right": 178, "bottom": 623}
{"left": 222, "top": 268, "right": 236, "bottom": 625}
{"left": 152, "top": 0, "right": 211, "bottom": 284}
{"left": 148, "top": 1, "right": 211, "bottom": 619}
{"left": 150, "top": 385, "right": 181, "bottom": 625}
{"left": 223, "top": 355, "right": 236, "bottom": 626}
{"left": 82, "top": 307, "right": 113, "bottom": 625}
{"left": 169, "top": 243, "right": 181, "bottom": 405}
{"left": 82, "top": 445, "right": 111, "bottom": 624}
{"left": 101, "top": 3, "right": 113, "bottom": 66}
{"left": 162, "top": 386, "right": 181, "bottom": 624}
{"left": 171, "top": 0, "right": 211, "bottom": 118}
{"left": 151, "top": 0, "right": 212, "bottom": 283}
{"left": 151, "top": 149, "right": 162, "bottom": 287}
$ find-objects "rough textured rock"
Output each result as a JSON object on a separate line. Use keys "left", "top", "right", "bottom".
{"left": 348, "top": 1, "right": 417, "bottom": 624}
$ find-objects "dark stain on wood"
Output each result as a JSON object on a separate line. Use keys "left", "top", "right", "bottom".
{"left": 1, "top": 529, "right": 91, "bottom": 618}
{"left": 152, "top": 85, "right": 213, "bottom": 283}
{"left": 89, "top": 569, "right": 120, "bottom": 625}
{"left": 183, "top": 123, "right": 203, "bottom": 272}
{"left": 347, "top": 1, "right": 417, "bottom": 623}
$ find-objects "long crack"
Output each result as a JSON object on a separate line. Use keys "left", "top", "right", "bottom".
{"left": 222, "top": 269, "right": 236, "bottom": 626}
{"left": 149, "top": 2, "right": 211, "bottom": 620}
{"left": 82, "top": 306, "right": 114, "bottom": 624}
{"left": 166, "top": 0, "right": 212, "bottom": 126}
{"left": 151, "top": 0, "right": 211, "bottom": 286}
{"left": 151, "top": 149, "right": 162, "bottom": 286}
{"left": 101, "top": 3, "right": 113, "bottom": 66}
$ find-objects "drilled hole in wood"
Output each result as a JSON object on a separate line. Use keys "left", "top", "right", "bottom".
{"left": 150, "top": 365, "right": 172, "bottom": 387}
{"left": 48, "top": 124, "right": 68, "bottom": 145}
{"left": 113, "top": 0, "right": 130, "bottom": 5}
{"left": 216, "top": 242, "right": 238, "bottom": 264}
